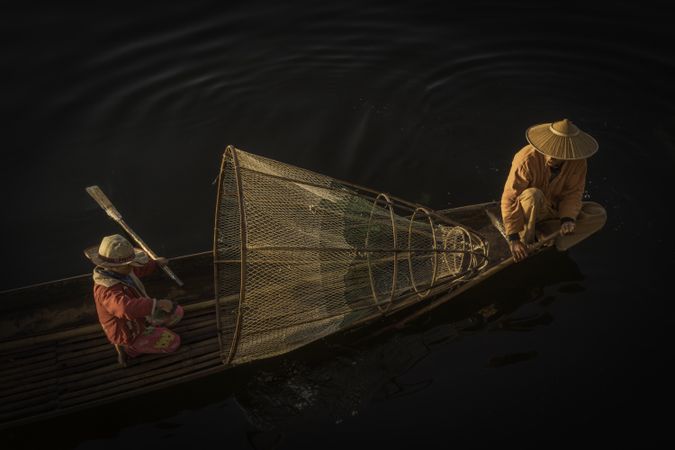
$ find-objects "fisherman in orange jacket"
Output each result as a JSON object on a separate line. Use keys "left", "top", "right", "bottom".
{"left": 501, "top": 119, "right": 607, "bottom": 262}
{"left": 84, "top": 234, "right": 184, "bottom": 361}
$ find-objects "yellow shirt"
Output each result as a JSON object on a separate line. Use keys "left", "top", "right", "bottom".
{"left": 500, "top": 145, "right": 587, "bottom": 235}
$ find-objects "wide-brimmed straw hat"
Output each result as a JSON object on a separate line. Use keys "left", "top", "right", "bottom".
{"left": 84, "top": 234, "right": 149, "bottom": 267}
{"left": 526, "top": 118, "right": 598, "bottom": 160}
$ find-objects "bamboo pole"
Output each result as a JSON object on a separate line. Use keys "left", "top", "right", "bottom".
{"left": 0, "top": 339, "right": 222, "bottom": 421}
{"left": 60, "top": 354, "right": 221, "bottom": 408}
{"left": 60, "top": 345, "right": 220, "bottom": 401}
{"left": 0, "top": 328, "right": 220, "bottom": 390}
{"left": 0, "top": 317, "right": 220, "bottom": 390}
{"left": 0, "top": 296, "right": 231, "bottom": 353}
{"left": 0, "top": 401, "right": 58, "bottom": 424}
{"left": 0, "top": 321, "right": 215, "bottom": 383}
{"left": 2, "top": 332, "right": 218, "bottom": 397}
{"left": 1, "top": 365, "right": 229, "bottom": 430}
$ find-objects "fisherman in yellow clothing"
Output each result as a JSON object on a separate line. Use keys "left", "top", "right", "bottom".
{"left": 500, "top": 119, "right": 607, "bottom": 262}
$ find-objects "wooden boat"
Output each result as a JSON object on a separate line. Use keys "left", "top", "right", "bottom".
{"left": 0, "top": 147, "right": 556, "bottom": 430}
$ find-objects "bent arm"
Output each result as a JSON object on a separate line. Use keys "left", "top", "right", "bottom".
{"left": 97, "top": 285, "right": 155, "bottom": 320}
{"left": 132, "top": 259, "right": 157, "bottom": 278}
{"left": 501, "top": 161, "right": 531, "bottom": 236}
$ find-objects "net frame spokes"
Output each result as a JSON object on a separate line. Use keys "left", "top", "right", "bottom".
{"left": 213, "top": 145, "right": 492, "bottom": 366}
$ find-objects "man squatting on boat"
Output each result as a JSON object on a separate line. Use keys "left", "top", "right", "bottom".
{"left": 84, "top": 234, "right": 184, "bottom": 363}
{"left": 501, "top": 119, "right": 607, "bottom": 262}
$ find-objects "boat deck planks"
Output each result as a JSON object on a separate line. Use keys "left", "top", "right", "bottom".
{"left": 0, "top": 299, "right": 229, "bottom": 427}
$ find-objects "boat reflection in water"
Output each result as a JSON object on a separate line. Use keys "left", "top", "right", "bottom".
{"left": 234, "top": 249, "right": 583, "bottom": 447}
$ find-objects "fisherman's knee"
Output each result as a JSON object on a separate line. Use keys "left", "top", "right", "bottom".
{"left": 582, "top": 202, "right": 607, "bottom": 229}
{"left": 519, "top": 188, "right": 545, "bottom": 204}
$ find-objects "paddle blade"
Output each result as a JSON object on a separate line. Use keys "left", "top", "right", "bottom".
{"left": 86, "top": 185, "right": 122, "bottom": 221}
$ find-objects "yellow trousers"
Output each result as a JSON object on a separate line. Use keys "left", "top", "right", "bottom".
{"left": 517, "top": 188, "right": 607, "bottom": 251}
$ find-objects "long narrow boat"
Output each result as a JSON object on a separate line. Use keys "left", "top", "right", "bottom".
{"left": 0, "top": 146, "right": 557, "bottom": 430}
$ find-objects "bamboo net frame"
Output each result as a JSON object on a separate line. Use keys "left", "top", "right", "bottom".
{"left": 213, "top": 146, "right": 489, "bottom": 366}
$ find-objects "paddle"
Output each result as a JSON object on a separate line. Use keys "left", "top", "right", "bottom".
{"left": 85, "top": 185, "right": 184, "bottom": 287}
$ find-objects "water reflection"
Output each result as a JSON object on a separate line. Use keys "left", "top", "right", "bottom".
{"left": 234, "top": 249, "right": 582, "bottom": 448}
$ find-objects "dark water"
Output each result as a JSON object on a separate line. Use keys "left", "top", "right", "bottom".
{"left": 2, "top": 0, "right": 675, "bottom": 448}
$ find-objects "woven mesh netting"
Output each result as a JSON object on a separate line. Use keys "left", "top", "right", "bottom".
{"left": 214, "top": 146, "right": 488, "bottom": 365}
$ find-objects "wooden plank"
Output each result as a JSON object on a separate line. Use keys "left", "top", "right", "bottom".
{"left": 0, "top": 339, "right": 222, "bottom": 422}
{"left": 0, "top": 385, "right": 56, "bottom": 412}
{"left": 0, "top": 401, "right": 58, "bottom": 423}
{"left": 60, "top": 346, "right": 220, "bottom": 401}
{"left": 0, "top": 327, "right": 219, "bottom": 396}
{"left": 0, "top": 364, "right": 229, "bottom": 430}
{"left": 0, "top": 296, "right": 230, "bottom": 354}
{"left": 60, "top": 355, "right": 222, "bottom": 408}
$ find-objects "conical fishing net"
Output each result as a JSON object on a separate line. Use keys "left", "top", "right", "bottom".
{"left": 214, "top": 146, "right": 488, "bottom": 365}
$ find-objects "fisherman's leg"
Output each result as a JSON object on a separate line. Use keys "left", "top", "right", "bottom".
{"left": 517, "top": 188, "right": 550, "bottom": 244}
{"left": 126, "top": 326, "right": 182, "bottom": 356}
{"left": 114, "top": 344, "right": 128, "bottom": 367}
{"left": 555, "top": 202, "right": 607, "bottom": 251}
{"left": 535, "top": 203, "right": 564, "bottom": 244}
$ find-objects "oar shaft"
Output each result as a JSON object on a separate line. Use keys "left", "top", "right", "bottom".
{"left": 117, "top": 219, "right": 184, "bottom": 287}
{"left": 86, "top": 185, "right": 184, "bottom": 287}
{"left": 117, "top": 218, "right": 158, "bottom": 259}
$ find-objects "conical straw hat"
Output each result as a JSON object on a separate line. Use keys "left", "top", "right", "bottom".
{"left": 84, "top": 234, "right": 149, "bottom": 267}
{"left": 526, "top": 119, "right": 598, "bottom": 160}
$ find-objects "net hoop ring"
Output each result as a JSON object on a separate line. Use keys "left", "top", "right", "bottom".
{"left": 441, "top": 225, "right": 471, "bottom": 275}
{"left": 407, "top": 207, "right": 438, "bottom": 298}
{"left": 365, "top": 193, "right": 397, "bottom": 313}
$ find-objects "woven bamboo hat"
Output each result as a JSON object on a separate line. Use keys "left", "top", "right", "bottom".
{"left": 526, "top": 119, "right": 598, "bottom": 160}
{"left": 84, "top": 234, "right": 148, "bottom": 267}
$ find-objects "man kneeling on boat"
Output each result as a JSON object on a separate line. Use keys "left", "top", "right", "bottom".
{"left": 501, "top": 119, "right": 607, "bottom": 262}
{"left": 84, "top": 234, "right": 184, "bottom": 363}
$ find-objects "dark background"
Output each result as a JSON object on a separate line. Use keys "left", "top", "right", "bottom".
{"left": 1, "top": 1, "right": 674, "bottom": 449}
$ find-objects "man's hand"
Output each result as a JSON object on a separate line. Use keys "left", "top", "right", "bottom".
{"left": 509, "top": 240, "right": 529, "bottom": 262}
{"left": 560, "top": 221, "right": 576, "bottom": 235}
{"left": 157, "top": 299, "right": 174, "bottom": 313}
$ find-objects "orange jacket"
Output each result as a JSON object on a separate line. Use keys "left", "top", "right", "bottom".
{"left": 92, "top": 261, "right": 157, "bottom": 346}
{"left": 501, "top": 145, "right": 587, "bottom": 235}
